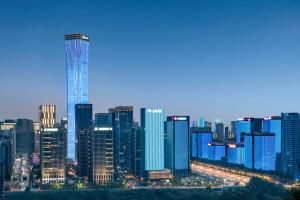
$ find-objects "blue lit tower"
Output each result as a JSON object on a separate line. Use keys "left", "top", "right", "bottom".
{"left": 65, "top": 34, "right": 89, "bottom": 161}
{"left": 166, "top": 116, "right": 190, "bottom": 176}
{"left": 140, "top": 108, "right": 164, "bottom": 171}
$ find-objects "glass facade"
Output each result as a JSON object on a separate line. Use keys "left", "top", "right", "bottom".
{"left": 166, "top": 116, "right": 190, "bottom": 176}
{"left": 235, "top": 119, "right": 250, "bottom": 144}
{"left": 197, "top": 132, "right": 213, "bottom": 159}
{"left": 244, "top": 133, "right": 275, "bottom": 171}
{"left": 208, "top": 144, "right": 225, "bottom": 161}
{"left": 141, "top": 108, "right": 164, "bottom": 171}
{"left": 227, "top": 144, "right": 244, "bottom": 165}
{"left": 281, "top": 113, "right": 300, "bottom": 179}
{"left": 262, "top": 117, "right": 281, "bottom": 153}
{"left": 65, "top": 34, "right": 89, "bottom": 161}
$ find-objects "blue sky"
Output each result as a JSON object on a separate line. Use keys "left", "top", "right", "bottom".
{"left": 1, "top": 0, "right": 300, "bottom": 126}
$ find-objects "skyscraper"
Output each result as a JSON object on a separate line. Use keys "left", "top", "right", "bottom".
{"left": 281, "top": 113, "right": 300, "bottom": 179}
{"left": 38, "top": 105, "right": 56, "bottom": 129}
{"left": 109, "top": 106, "right": 133, "bottom": 176}
{"left": 75, "top": 104, "right": 93, "bottom": 178}
{"left": 95, "top": 113, "right": 110, "bottom": 127}
{"left": 16, "top": 119, "right": 34, "bottom": 157}
{"left": 92, "top": 127, "right": 114, "bottom": 183}
{"left": 140, "top": 108, "right": 164, "bottom": 172}
{"left": 166, "top": 116, "right": 190, "bottom": 176}
{"left": 235, "top": 118, "right": 262, "bottom": 144}
{"left": 40, "top": 128, "right": 66, "bottom": 184}
{"left": 215, "top": 120, "right": 224, "bottom": 142}
{"left": 65, "top": 33, "right": 89, "bottom": 161}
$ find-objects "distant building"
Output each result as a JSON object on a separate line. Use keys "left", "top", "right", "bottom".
{"left": 215, "top": 120, "right": 224, "bottom": 142}
{"left": 92, "top": 127, "right": 114, "bottom": 183}
{"left": 224, "top": 126, "right": 229, "bottom": 142}
{"left": 244, "top": 133, "right": 275, "bottom": 171}
{"left": 281, "top": 113, "right": 300, "bottom": 179}
{"left": 40, "top": 128, "right": 66, "bottom": 183}
{"left": 132, "top": 122, "right": 141, "bottom": 176}
{"left": 16, "top": 119, "right": 34, "bottom": 157}
{"left": 208, "top": 143, "right": 226, "bottom": 161}
{"left": 0, "top": 120, "right": 16, "bottom": 131}
{"left": 61, "top": 117, "right": 67, "bottom": 129}
{"left": 65, "top": 33, "right": 89, "bottom": 161}
{"left": 0, "top": 131, "right": 15, "bottom": 181}
{"left": 166, "top": 116, "right": 190, "bottom": 176}
{"left": 38, "top": 105, "right": 56, "bottom": 129}
{"left": 75, "top": 104, "right": 93, "bottom": 178}
{"left": 140, "top": 108, "right": 164, "bottom": 174}
{"left": 199, "top": 117, "right": 205, "bottom": 128}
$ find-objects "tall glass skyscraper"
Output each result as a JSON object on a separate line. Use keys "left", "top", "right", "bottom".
{"left": 65, "top": 34, "right": 89, "bottom": 161}
{"left": 141, "top": 108, "right": 164, "bottom": 171}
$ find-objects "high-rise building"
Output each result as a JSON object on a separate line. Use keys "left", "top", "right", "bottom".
{"left": 75, "top": 104, "right": 93, "bottom": 178}
{"left": 227, "top": 144, "right": 244, "bottom": 165}
{"left": 95, "top": 113, "right": 110, "bottom": 127}
{"left": 244, "top": 133, "right": 275, "bottom": 171}
{"left": 215, "top": 120, "right": 224, "bottom": 141}
{"left": 16, "top": 119, "right": 34, "bottom": 157}
{"left": 199, "top": 117, "right": 205, "bottom": 128}
{"left": 166, "top": 116, "right": 190, "bottom": 176}
{"left": 109, "top": 106, "right": 133, "bottom": 176}
{"left": 140, "top": 108, "right": 164, "bottom": 172}
{"left": 0, "top": 131, "right": 15, "bottom": 181}
{"left": 191, "top": 129, "right": 213, "bottom": 160}
{"left": 40, "top": 128, "right": 66, "bottom": 184}
{"left": 281, "top": 113, "right": 300, "bottom": 179}
{"left": 235, "top": 118, "right": 262, "bottom": 144}
{"left": 208, "top": 143, "right": 226, "bottom": 161}
{"left": 61, "top": 117, "right": 68, "bottom": 129}
{"left": 65, "top": 33, "right": 89, "bottom": 161}
{"left": 0, "top": 120, "right": 16, "bottom": 131}
{"left": 92, "top": 127, "right": 114, "bottom": 183}
{"left": 38, "top": 105, "right": 56, "bottom": 129}
{"left": 132, "top": 122, "right": 141, "bottom": 176}
{"left": 224, "top": 126, "right": 229, "bottom": 142}
{"left": 33, "top": 122, "right": 40, "bottom": 164}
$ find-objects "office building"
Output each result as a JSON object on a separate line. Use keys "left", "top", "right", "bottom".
{"left": 235, "top": 118, "right": 262, "bottom": 144}
{"left": 92, "top": 127, "right": 114, "bottom": 183}
{"left": 75, "top": 104, "right": 93, "bottom": 178}
{"left": 244, "top": 133, "right": 275, "bottom": 171}
{"left": 227, "top": 144, "right": 244, "bottom": 165}
{"left": 215, "top": 120, "right": 224, "bottom": 141}
{"left": 191, "top": 129, "right": 213, "bottom": 160}
{"left": 0, "top": 120, "right": 16, "bottom": 131}
{"left": 208, "top": 143, "right": 226, "bottom": 161}
{"left": 65, "top": 33, "right": 89, "bottom": 161}
{"left": 0, "top": 131, "right": 15, "bottom": 181}
{"left": 132, "top": 122, "right": 141, "bottom": 176}
{"left": 199, "top": 117, "right": 205, "bottom": 128}
{"left": 33, "top": 122, "right": 40, "bottom": 164}
{"left": 40, "top": 128, "right": 66, "bottom": 183}
{"left": 281, "top": 113, "right": 300, "bottom": 179}
{"left": 16, "top": 119, "right": 34, "bottom": 157}
{"left": 109, "top": 106, "right": 133, "bottom": 176}
{"left": 38, "top": 105, "right": 56, "bottom": 128}
{"left": 166, "top": 116, "right": 190, "bottom": 176}
{"left": 224, "top": 126, "right": 229, "bottom": 141}
{"left": 95, "top": 113, "right": 110, "bottom": 127}
{"left": 140, "top": 108, "right": 164, "bottom": 173}
{"left": 61, "top": 117, "right": 67, "bottom": 129}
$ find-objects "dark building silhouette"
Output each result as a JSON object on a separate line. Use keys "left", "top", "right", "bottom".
{"left": 75, "top": 104, "right": 93, "bottom": 178}
{"left": 16, "top": 119, "right": 34, "bottom": 157}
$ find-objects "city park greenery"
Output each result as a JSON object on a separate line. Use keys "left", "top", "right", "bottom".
{"left": 5, "top": 177, "right": 300, "bottom": 200}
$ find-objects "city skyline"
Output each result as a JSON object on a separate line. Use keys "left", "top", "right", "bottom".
{"left": 1, "top": 1, "right": 300, "bottom": 126}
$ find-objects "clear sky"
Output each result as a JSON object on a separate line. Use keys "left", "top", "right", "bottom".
{"left": 1, "top": 0, "right": 300, "bottom": 126}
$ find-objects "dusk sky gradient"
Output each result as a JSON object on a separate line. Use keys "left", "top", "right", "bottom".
{"left": 1, "top": 0, "right": 300, "bottom": 126}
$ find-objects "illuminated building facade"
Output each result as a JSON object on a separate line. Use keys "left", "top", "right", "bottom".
{"left": 65, "top": 33, "right": 89, "bottom": 161}
{"left": 281, "top": 113, "right": 300, "bottom": 179}
{"left": 244, "top": 133, "right": 275, "bottom": 171}
{"left": 141, "top": 108, "right": 164, "bottom": 172}
{"left": 227, "top": 144, "right": 244, "bottom": 165}
{"left": 92, "top": 127, "right": 114, "bottom": 183}
{"left": 208, "top": 143, "right": 226, "bottom": 161}
{"left": 40, "top": 128, "right": 66, "bottom": 183}
{"left": 166, "top": 116, "right": 190, "bottom": 176}
{"left": 38, "top": 105, "right": 56, "bottom": 128}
